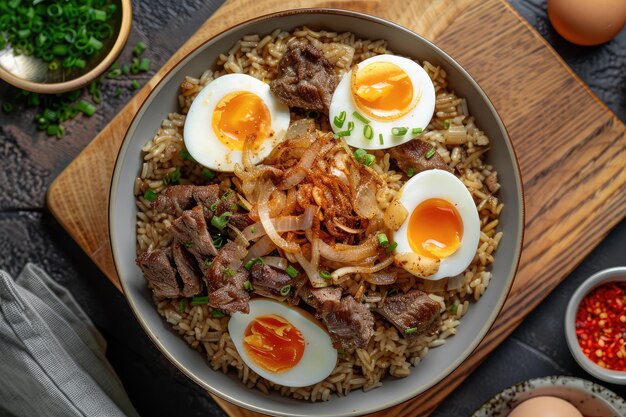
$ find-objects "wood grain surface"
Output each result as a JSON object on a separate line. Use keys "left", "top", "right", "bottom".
{"left": 47, "top": 0, "right": 626, "bottom": 416}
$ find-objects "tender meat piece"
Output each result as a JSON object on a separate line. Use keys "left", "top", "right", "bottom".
{"left": 215, "top": 190, "right": 238, "bottom": 216}
{"left": 300, "top": 286, "right": 342, "bottom": 310}
{"left": 388, "top": 138, "right": 452, "bottom": 175}
{"left": 169, "top": 206, "right": 218, "bottom": 261}
{"left": 205, "top": 242, "right": 250, "bottom": 313}
{"left": 250, "top": 264, "right": 292, "bottom": 299}
{"left": 270, "top": 42, "right": 338, "bottom": 113}
{"left": 229, "top": 212, "right": 254, "bottom": 230}
{"left": 152, "top": 185, "right": 194, "bottom": 215}
{"left": 192, "top": 184, "right": 220, "bottom": 220}
{"left": 376, "top": 290, "right": 441, "bottom": 338}
{"left": 172, "top": 242, "right": 203, "bottom": 297}
{"left": 484, "top": 171, "right": 500, "bottom": 194}
{"left": 136, "top": 248, "right": 180, "bottom": 299}
{"left": 317, "top": 296, "right": 374, "bottom": 349}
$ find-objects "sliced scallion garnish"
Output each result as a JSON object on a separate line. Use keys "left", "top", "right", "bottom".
{"left": 391, "top": 127, "right": 408, "bottom": 136}
{"left": 353, "top": 111, "right": 370, "bottom": 124}
{"left": 280, "top": 285, "right": 292, "bottom": 296}
{"left": 364, "top": 124, "right": 374, "bottom": 140}
{"left": 425, "top": 147, "right": 436, "bottom": 160}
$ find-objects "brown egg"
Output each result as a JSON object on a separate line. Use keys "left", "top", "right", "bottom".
{"left": 508, "top": 396, "right": 583, "bottom": 417}
{"left": 548, "top": 0, "right": 626, "bottom": 46}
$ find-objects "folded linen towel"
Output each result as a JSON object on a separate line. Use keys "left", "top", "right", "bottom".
{"left": 0, "top": 263, "right": 139, "bottom": 417}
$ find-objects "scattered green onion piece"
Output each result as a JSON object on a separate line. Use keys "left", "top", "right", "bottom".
{"left": 43, "top": 108, "right": 58, "bottom": 122}
{"left": 191, "top": 296, "right": 209, "bottom": 305}
{"left": 377, "top": 233, "right": 389, "bottom": 247}
{"left": 406, "top": 167, "right": 415, "bottom": 178}
{"left": 179, "top": 300, "right": 185, "bottom": 313}
{"left": 379, "top": 133, "right": 384, "bottom": 145}
{"left": 243, "top": 280, "right": 253, "bottom": 291}
{"left": 280, "top": 285, "right": 292, "bottom": 296}
{"left": 385, "top": 241, "right": 398, "bottom": 253}
{"left": 130, "top": 80, "right": 141, "bottom": 90}
{"left": 202, "top": 168, "right": 216, "bottom": 179}
{"left": 212, "top": 235, "right": 223, "bottom": 249}
{"left": 52, "top": 43, "right": 68, "bottom": 56}
{"left": 48, "top": 61, "right": 59, "bottom": 71}
{"left": 404, "top": 327, "right": 418, "bottom": 334}
{"left": 286, "top": 265, "right": 298, "bottom": 278}
{"left": 391, "top": 127, "right": 408, "bottom": 136}
{"left": 203, "top": 258, "right": 212, "bottom": 268}
{"left": 425, "top": 147, "right": 436, "bottom": 160}
{"left": 363, "top": 124, "right": 374, "bottom": 140}
{"left": 179, "top": 149, "right": 194, "bottom": 161}
{"left": 443, "top": 120, "right": 450, "bottom": 129}
{"left": 320, "top": 271, "right": 332, "bottom": 280}
{"left": 107, "top": 68, "right": 122, "bottom": 78}
{"left": 91, "top": 89, "right": 102, "bottom": 104}
{"left": 211, "top": 309, "right": 225, "bottom": 318}
{"left": 449, "top": 304, "right": 458, "bottom": 314}
{"left": 333, "top": 112, "right": 345, "bottom": 128}
{"left": 122, "top": 63, "right": 130, "bottom": 75}
{"left": 211, "top": 211, "right": 232, "bottom": 230}
{"left": 164, "top": 168, "right": 181, "bottom": 185}
{"left": 76, "top": 100, "right": 96, "bottom": 116}
{"left": 353, "top": 148, "right": 367, "bottom": 162}
{"left": 87, "top": 36, "right": 103, "bottom": 50}
{"left": 352, "top": 111, "right": 370, "bottom": 124}
{"left": 2, "top": 102, "right": 13, "bottom": 113}
{"left": 184, "top": 241, "right": 194, "bottom": 249}
{"left": 143, "top": 189, "right": 157, "bottom": 202}
{"left": 138, "top": 58, "right": 151, "bottom": 72}
{"left": 244, "top": 257, "right": 263, "bottom": 270}
{"left": 334, "top": 130, "right": 351, "bottom": 137}
{"left": 412, "top": 127, "right": 423, "bottom": 136}
{"left": 114, "top": 87, "right": 121, "bottom": 97}
{"left": 347, "top": 121, "right": 355, "bottom": 132}
{"left": 224, "top": 267, "right": 235, "bottom": 278}
{"left": 209, "top": 202, "right": 218, "bottom": 212}
{"left": 363, "top": 153, "right": 375, "bottom": 166}
{"left": 221, "top": 190, "right": 232, "bottom": 201}
{"left": 133, "top": 41, "right": 147, "bottom": 56}
{"left": 91, "top": 9, "right": 107, "bottom": 22}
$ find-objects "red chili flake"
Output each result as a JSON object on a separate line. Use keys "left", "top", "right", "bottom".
{"left": 576, "top": 281, "right": 626, "bottom": 371}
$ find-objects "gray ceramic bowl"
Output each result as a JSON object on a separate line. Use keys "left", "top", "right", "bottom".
{"left": 565, "top": 267, "right": 626, "bottom": 385}
{"left": 109, "top": 9, "right": 524, "bottom": 416}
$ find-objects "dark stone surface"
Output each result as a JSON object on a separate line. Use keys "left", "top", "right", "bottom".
{"left": 0, "top": 1, "right": 624, "bottom": 416}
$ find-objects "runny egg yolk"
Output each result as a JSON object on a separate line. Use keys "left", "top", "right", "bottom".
{"left": 408, "top": 198, "right": 463, "bottom": 259}
{"left": 243, "top": 314, "right": 305, "bottom": 374}
{"left": 211, "top": 91, "right": 271, "bottom": 151}
{"left": 351, "top": 61, "right": 416, "bottom": 121}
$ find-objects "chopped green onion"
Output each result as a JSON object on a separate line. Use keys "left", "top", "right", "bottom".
{"left": 443, "top": 120, "right": 450, "bottom": 129}
{"left": 337, "top": 349, "right": 346, "bottom": 356}
{"left": 280, "top": 285, "right": 292, "bottom": 296}
{"left": 406, "top": 167, "right": 415, "bottom": 178}
{"left": 286, "top": 265, "right": 298, "bottom": 278}
{"left": 250, "top": 227, "right": 256, "bottom": 234}
{"left": 130, "top": 80, "right": 141, "bottom": 90}
{"left": 133, "top": 41, "right": 147, "bottom": 56}
{"left": 2, "top": 102, "right": 13, "bottom": 113}
{"left": 209, "top": 202, "right": 218, "bottom": 212}
{"left": 224, "top": 267, "right": 235, "bottom": 278}
{"left": 212, "top": 235, "right": 223, "bottom": 249}
{"left": 412, "top": 127, "right": 423, "bottom": 136}
{"left": 377, "top": 233, "right": 389, "bottom": 247}
{"left": 122, "top": 63, "right": 130, "bottom": 75}
{"left": 202, "top": 168, "right": 216, "bottom": 179}
{"left": 184, "top": 241, "right": 194, "bottom": 249}
{"left": 392, "top": 127, "right": 408, "bottom": 136}
{"left": 244, "top": 257, "right": 264, "bottom": 270}
{"left": 353, "top": 111, "right": 370, "bottom": 124}
{"left": 203, "top": 258, "right": 212, "bottom": 268}
{"left": 179, "top": 149, "right": 194, "bottom": 161}
{"left": 425, "top": 147, "right": 436, "bottom": 160}
{"left": 179, "top": 299, "right": 185, "bottom": 312}
{"left": 191, "top": 296, "right": 209, "bottom": 305}
{"left": 347, "top": 121, "right": 354, "bottom": 132}
{"left": 211, "top": 211, "right": 233, "bottom": 230}
{"left": 221, "top": 190, "right": 232, "bottom": 201}
{"left": 320, "top": 271, "right": 332, "bottom": 280}
{"left": 138, "top": 58, "right": 151, "bottom": 72}
{"left": 353, "top": 148, "right": 367, "bottom": 162}
{"left": 385, "top": 242, "right": 398, "bottom": 253}
{"left": 379, "top": 133, "right": 384, "bottom": 145}
{"left": 76, "top": 100, "right": 96, "bottom": 116}
{"left": 333, "top": 111, "right": 346, "bottom": 128}
{"left": 363, "top": 124, "right": 374, "bottom": 140}
{"left": 334, "top": 130, "right": 351, "bottom": 137}
{"left": 363, "top": 153, "right": 375, "bottom": 166}
{"left": 114, "top": 87, "right": 122, "bottom": 97}
{"left": 143, "top": 189, "right": 157, "bottom": 202}
{"left": 243, "top": 280, "right": 253, "bottom": 291}
{"left": 107, "top": 68, "right": 122, "bottom": 78}
{"left": 163, "top": 168, "right": 181, "bottom": 185}
{"left": 211, "top": 309, "right": 225, "bottom": 318}
{"left": 449, "top": 304, "right": 458, "bottom": 314}
{"left": 404, "top": 327, "right": 418, "bottom": 334}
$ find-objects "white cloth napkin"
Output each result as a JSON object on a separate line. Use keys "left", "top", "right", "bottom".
{"left": 0, "top": 263, "right": 140, "bottom": 417}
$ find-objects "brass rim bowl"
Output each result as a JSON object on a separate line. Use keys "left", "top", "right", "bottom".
{"left": 0, "top": 0, "right": 132, "bottom": 94}
{"left": 109, "top": 9, "right": 524, "bottom": 417}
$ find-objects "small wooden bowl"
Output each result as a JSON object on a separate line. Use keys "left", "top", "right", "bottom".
{"left": 0, "top": 0, "right": 132, "bottom": 94}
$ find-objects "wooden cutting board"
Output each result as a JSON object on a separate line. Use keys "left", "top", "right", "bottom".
{"left": 47, "top": 0, "right": 626, "bottom": 415}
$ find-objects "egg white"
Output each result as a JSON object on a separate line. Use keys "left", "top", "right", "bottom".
{"left": 228, "top": 299, "right": 337, "bottom": 387}
{"left": 329, "top": 54, "right": 435, "bottom": 150}
{"left": 184, "top": 74, "right": 290, "bottom": 172}
{"left": 394, "top": 169, "right": 480, "bottom": 280}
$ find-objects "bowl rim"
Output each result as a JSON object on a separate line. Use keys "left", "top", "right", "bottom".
{"left": 109, "top": 7, "right": 525, "bottom": 416}
{"left": 565, "top": 266, "right": 626, "bottom": 384}
{"left": 0, "top": 0, "right": 132, "bottom": 94}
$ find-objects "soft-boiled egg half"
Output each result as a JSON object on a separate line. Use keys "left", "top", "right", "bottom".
{"left": 393, "top": 169, "right": 480, "bottom": 280}
{"left": 228, "top": 299, "right": 337, "bottom": 387}
{"left": 329, "top": 54, "right": 435, "bottom": 150}
{"left": 184, "top": 74, "right": 290, "bottom": 172}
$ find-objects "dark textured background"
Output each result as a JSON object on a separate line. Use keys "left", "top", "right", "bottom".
{"left": 0, "top": 1, "right": 624, "bottom": 416}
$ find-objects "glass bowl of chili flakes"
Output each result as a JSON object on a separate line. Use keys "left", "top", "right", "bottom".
{"left": 565, "top": 266, "right": 626, "bottom": 385}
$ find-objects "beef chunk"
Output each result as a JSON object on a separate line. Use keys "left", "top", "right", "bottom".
{"left": 172, "top": 242, "right": 203, "bottom": 297}
{"left": 250, "top": 264, "right": 292, "bottom": 299}
{"left": 192, "top": 184, "right": 220, "bottom": 221}
{"left": 388, "top": 138, "right": 452, "bottom": 175}
{"left": 270, "top": 42, "right": 338, "bottom": 113}
{"left": 318, "top": 296, "right": 374, "bottom": 349}
{"left": 169, "top": 206, "right": 218, "bottom": 261}
{"left": 205, "top": 242, "right": 250, "bottom": 313}
{"left": 229, "top": 212, "right": 254, "bottom": 230}
{"left": 300, "top": 286, "right": 342, "bottom": 310}
{"left": 376, "top": 290, "right": 441, "bottom": 338}
{"left": 136, "top": 248, "right": 180, "bottom": 299}
{"left": 215, "top": 190, "right": 238, "bottom": 216}
{"left": 152, "top": 185, "right": 194, "bottom": 215}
